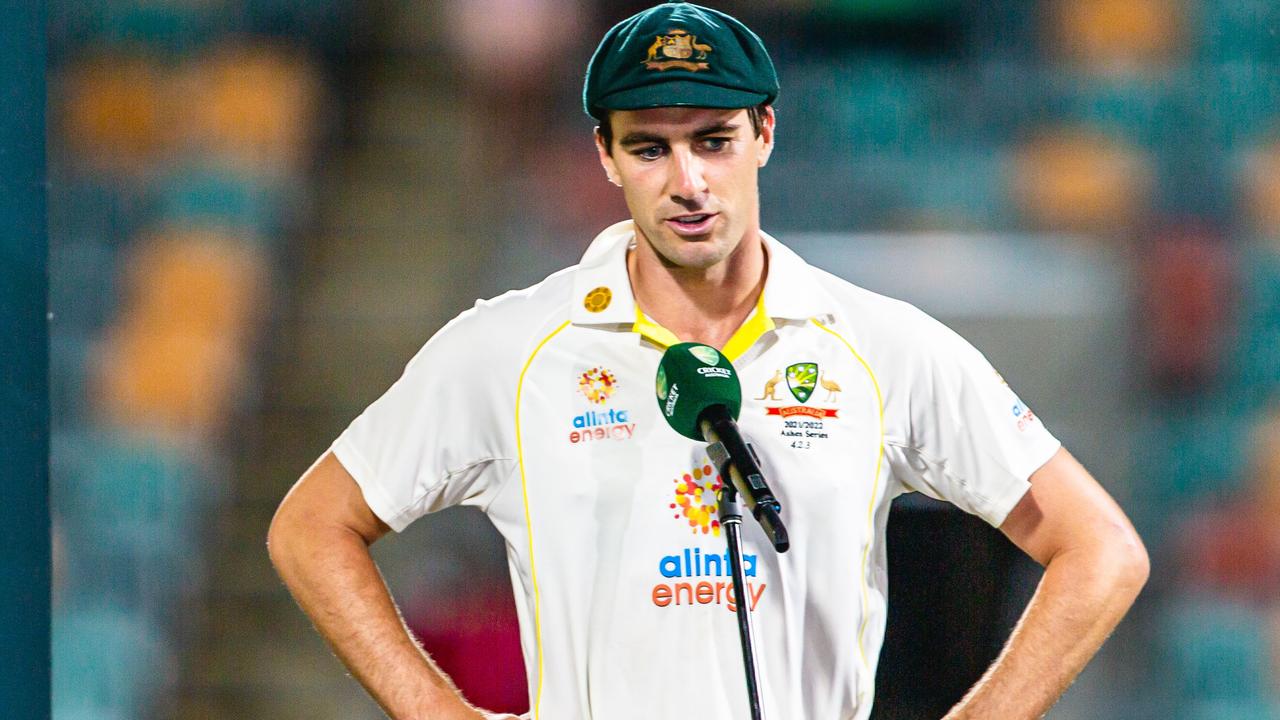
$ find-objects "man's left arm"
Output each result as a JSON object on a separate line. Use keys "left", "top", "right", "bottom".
{"left": 943, "top": 446, "right": 1150, "bottom": 720}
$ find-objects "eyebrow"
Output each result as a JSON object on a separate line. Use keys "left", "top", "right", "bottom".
{"left": 618, "top": 122, "right": 741, "bottom": 148}
{"left": 618, "top": 131, "right": 666, "bottom": 148}
{"left": 693, "top": 122, "right": 739, "bottom": 137}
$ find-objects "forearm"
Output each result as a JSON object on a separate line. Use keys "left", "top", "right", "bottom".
{"left": 942, "top": 543, "right": 1148, "bottom": 719}
{"left": 268, "top": 519, "right": 477, "bottom": 720}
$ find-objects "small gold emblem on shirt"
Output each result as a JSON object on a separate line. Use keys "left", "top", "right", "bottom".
{"left": 584, "top": 286, "right": 612, "bottom": 312}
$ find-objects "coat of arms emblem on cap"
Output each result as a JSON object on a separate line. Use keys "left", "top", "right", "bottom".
{"left": 644, "top": 28, "right": 712, "bottom": 72}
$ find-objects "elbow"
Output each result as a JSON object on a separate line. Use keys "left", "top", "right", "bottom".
{"left": 1106, "top": 525, "right": 1150, "bottom": 601}
{"left": 266, "top": 511, "right": 285, "bottom": 570}
{"left": 266, "top": 500, "right": 300, "bottom": 574}
{"left": 1127, "top": 536, "right": 1151, "bottom": 593}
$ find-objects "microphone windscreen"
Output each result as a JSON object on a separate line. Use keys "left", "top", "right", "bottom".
{"left": 655, "top": 342, "right": 742, "bottom": 440}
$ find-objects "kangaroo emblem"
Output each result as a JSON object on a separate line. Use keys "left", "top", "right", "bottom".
{"left": 756, "top": 369, "right": 783, "bottom": 401}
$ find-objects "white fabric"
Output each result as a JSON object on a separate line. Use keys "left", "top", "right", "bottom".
{"left": 331, "top": 221, "right": 1061, "bottom": 720}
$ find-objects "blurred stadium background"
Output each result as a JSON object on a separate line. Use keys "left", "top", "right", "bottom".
{"left": 44, "top": 0, "right": 1280, "bottom": 718}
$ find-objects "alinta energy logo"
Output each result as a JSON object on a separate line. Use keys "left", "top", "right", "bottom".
{"left": 1011, "top": 400, "right": 1038, "bottom": 432}
{"left": 569, "top": 366, "right": 635, "bottom": 444}
{"left": 652, "top": 460, "right": 767, "bottom": 612}
{"left": 757, "top": 362, "right": 841, "bottom": 448}
{"left": 650, "top": 546, "right": 766, "bottom": 613}
{"left": 669, "top": 459, "right": 724, "bottom": 537}
{"left": 579, "top": 366, "right": 617, "bottom": 404}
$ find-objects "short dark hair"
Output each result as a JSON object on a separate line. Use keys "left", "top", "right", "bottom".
{"left": 597, "top": 103, "right": 771, "bottom": 155}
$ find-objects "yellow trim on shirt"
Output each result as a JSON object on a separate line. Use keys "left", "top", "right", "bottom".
{"left": 632, "top": 291, "right": 775, "bottom": 362}
{"left": 632, "top": 304, "right": 682, "bottom": 349}
{"left": 721, "top": 291, "right": 775, "bottom": 361}
{"left": 811, "top": 318, "right": 886, "bottom": 683}
{"left": 515, "top": 318, "right": 571, "bottom": 719}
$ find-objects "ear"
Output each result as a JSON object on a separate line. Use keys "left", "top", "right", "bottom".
{"left": 756, "top": 106, "right": 776, "bottom": 168}
{"left": 594, "top": 128, "right": 622, "bottom": 187}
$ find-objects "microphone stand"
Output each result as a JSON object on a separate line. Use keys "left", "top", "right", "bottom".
{"left": 714, "top": 469, "right": 765, "bottom": 720}
{"left": 704, "top": 424, "right": 786, "bottom": 720}
{"left": 699, "top": 411, "right": 787, "bottom": 719}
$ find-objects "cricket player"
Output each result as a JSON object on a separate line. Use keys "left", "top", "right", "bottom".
{"left": 268, "top": 4, "right": 1149, "bottom": 718}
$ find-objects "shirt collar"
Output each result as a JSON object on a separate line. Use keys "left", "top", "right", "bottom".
{"left": 569, "top": 220, "right": 640, "bottom": 326}
{"left": 569, "top": 220, "right": 838, "bottom": 329}
{"left": 758, "top": 229, "right": 838, "bottom": 321}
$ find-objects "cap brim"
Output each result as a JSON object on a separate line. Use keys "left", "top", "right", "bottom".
{"left": 592, "top": 80, "right": 770, "bottom": 118}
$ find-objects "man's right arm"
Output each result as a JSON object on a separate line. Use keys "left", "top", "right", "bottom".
{"left": 266, "top": 451, "right": 498, "bottom": 720}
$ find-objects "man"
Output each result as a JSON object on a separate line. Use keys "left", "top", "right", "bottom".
{"left": 268, "top": 4, "right": 1149, "bottom": 719}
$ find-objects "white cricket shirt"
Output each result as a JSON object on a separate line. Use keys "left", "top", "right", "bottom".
{"left": 331, "top": 220, "right": 1061, "bottom": 720}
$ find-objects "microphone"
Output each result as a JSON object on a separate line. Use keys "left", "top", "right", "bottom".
{"left": 655, "top": 343, "right": 789, "bottom": 553}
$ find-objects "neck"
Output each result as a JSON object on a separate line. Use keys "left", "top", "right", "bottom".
{"left": 627, "top": 227, "right": 767, "bottom": 350}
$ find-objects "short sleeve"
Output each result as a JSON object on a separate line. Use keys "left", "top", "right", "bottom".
{"left": 330, "top": 309, "right": 515, "bottom": 532}
{"left": 884, "top": 313, "right": 1061, "bottom": 527}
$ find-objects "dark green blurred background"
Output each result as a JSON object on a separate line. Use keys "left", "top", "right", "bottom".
{"left": 43, "top": 1, "right": 1280, "bottom": 719}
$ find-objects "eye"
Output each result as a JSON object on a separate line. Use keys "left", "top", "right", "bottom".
{"left": 636, "top": 145, "right": 665, "bottom": 160}
{"left": 701, "top": 137, "right": 731, "bottom": 152}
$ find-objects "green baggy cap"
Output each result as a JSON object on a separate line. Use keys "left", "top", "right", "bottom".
{"left": 583, "top": 2, "right": 779, "bottom": 120}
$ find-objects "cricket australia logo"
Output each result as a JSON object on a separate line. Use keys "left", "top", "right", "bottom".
{"left": 786, "top": 362, "right": 818, "bottom": 403}
{"left": 758, "top": 362, "right": 841, "bottom": 449}
{"left": 644, "top": 28, "right": 712, "bottom": 72}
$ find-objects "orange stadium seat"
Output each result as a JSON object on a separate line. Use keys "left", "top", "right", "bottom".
{"left": 89, "top": 228, "right": 266, "bottom": 434}
{"left": 1010, "top": 125, "right": 1154, "bottom": 237}
{"left": 118, "top": 228, "right": 268, "bottom": 346}
{"left": 55, "top": 54, "right": 169, "bottom": 170}
{"left": 1239, "top": 139, "right": 1280, "bottom": 240}
{"left": 173, "top": 43, "right": 322, "bottom": 173}
{"left": 90, "top": 318, "right": 245, "bottom": 435}
{"left": 1048, "top": 0, "right": 1185, "bottom": 74}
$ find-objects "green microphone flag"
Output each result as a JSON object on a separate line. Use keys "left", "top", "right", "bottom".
{"left": 655, "top": 342, "right": 743, "bottom": 440}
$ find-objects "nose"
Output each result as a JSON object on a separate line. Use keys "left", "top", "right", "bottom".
{"left": 666, "top": 145, "right": 707, "bottom": 203}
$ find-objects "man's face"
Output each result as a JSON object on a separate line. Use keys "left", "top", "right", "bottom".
{"left": 595, "top": 106, "right": 775, "bottom": 271}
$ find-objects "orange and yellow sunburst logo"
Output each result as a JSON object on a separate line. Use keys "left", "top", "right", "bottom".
{"left": 578, "top": 367, "right": 618, "bottom": 405}
{"left": 670, "top": 461, "right": 724, "bottom": 536}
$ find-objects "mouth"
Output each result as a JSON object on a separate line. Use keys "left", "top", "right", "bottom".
{"left": 664, "top": 212, "right": 718, "bottom": 236}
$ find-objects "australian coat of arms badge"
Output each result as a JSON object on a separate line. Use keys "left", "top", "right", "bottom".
{"left": 644, "top": 28, "right": 712, "bottom": 72}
